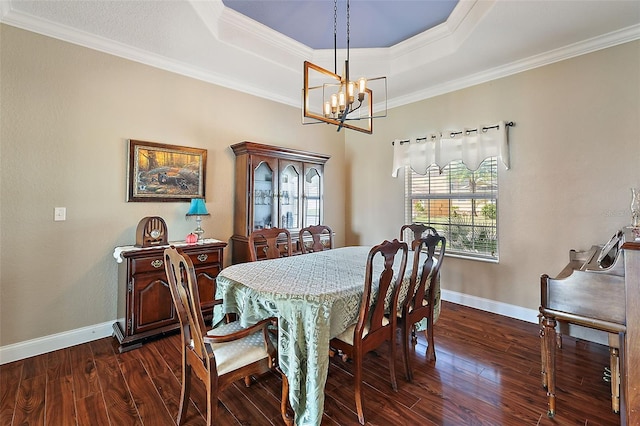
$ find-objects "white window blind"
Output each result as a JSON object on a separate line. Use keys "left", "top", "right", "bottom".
{"left": 405, "top": 157, "right": 498, "bottom": 260}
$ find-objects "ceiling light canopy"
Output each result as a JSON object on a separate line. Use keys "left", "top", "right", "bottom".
{"left": 302, "top": 0, "right": 387, "bottom": 134}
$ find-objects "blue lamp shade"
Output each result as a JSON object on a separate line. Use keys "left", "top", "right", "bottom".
{"left": 186, "top": 198, "right": 209, "bottom": 216}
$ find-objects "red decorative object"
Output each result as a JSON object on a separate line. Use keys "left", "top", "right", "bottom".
{"left": 186, "top": 233, "right": 198, "bottom": 244}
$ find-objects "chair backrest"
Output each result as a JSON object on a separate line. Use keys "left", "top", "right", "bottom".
{"left": 248, "top": 227, "right": 292, "bottom": 261}
{"left": 163, "top": 246, "right": 211, "bottom": 371}
{"left": 356, "top": 239, "right": 408, "bottom": 341}
{"left": 299, "top": 225, "right": 333, "bottom": 254}
{"left": 400, "top": 223, "right": 438, "bottom": 249}
{"left": 404, "top": 233, "right": 446, "bottom": 317}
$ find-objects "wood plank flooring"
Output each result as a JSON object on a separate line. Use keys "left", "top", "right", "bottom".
{"left": 0, "top": 302, "right": 620, "bottom": 425}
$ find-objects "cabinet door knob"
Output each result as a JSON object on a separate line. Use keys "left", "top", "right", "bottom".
{"left": 197, "top": 254, "right": 208, "bottom": 262}
{"left": 151, "top": 259, "right": 163, "bottom": 269}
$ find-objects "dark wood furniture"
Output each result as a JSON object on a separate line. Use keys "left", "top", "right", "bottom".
{"left": 400, "top": 223, "right": 438, "bottom": 247}
{"left": 163, "top": 247, "right": 292, "bottom": 426}
{"left": 299, "top": 224, "right": 333, "bottom": 254}
{"left": 539, "top": 227, "right": 640, "bottom": 424}
{"left": 113, "top": 240, "right": 227, "bottom": 352}
{"left": 330, "top": 239, "right": 408, "bottom": 425}
{"left": 248, "top": 227, "right": 292, "bottom": 261}
{"left": 230, "top": 141, "right": 330, "bottom": 264}
{"left": 399, "top": 233, "right": 446, "bottom": 378}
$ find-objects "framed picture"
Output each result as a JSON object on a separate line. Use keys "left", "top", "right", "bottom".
{"left": 127, "top": 140, "right": 207, "bottom": 202}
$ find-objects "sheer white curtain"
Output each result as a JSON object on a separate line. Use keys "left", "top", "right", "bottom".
{"left": 392, "top": 121, "right": 511, "bottom": 177}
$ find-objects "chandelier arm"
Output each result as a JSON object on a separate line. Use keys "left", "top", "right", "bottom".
{"left": 338, "top": 104, "right": 350, "bottom": 131}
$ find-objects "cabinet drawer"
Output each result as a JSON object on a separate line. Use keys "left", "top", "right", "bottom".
{"left": 130, "top": 255, "right": 166, "bottom": 274}
{"left": 185, "top": 248, "right": 221, "bottom": 267}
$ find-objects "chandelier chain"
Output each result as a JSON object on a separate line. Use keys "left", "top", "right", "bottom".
{"left": 346, "top": 0, "right": 350, "bottom": 64}
{"left": 333, "top": 0, "right": 337, "bottom": 74}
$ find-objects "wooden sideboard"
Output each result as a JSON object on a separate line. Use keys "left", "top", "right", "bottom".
{"left": 112, "top": 240, "right": 227, "bottom": 352}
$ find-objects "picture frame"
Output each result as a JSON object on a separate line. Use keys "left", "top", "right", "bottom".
{"left": 127, "top": 139, "right": 207, "bottom": 202}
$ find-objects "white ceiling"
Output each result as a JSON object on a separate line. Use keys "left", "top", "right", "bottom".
{"left": 1, "top": 0, "right": 639, "bottom": 110}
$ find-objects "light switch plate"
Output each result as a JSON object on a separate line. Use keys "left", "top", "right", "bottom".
{"left": 54, "top": 207, "right": 66, "bottom": 221}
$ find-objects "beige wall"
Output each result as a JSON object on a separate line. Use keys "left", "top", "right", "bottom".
{"left": 346, "top": 40, "right": 640, "bottom": 311}
{"left": 0, "top": 25, "right": 345, "bottom": 346}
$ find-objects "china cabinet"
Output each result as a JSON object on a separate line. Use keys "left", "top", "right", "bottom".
{"left": 230, "top": 141, "right": 330, "bottom": 263}
{"left": 112, "top": 240, "right": 226, "bottom": 352}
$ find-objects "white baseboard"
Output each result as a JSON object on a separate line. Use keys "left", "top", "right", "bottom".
{"left": 0, "top": 293, "right": 538, "bottom": 365}
{"left": 0, "top": 321, "right": 114, "bottom": 365}
{"left": 441, "top": 289, "right": 539, "bottom": 324}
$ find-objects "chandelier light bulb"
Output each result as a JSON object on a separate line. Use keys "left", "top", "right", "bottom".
{"left": 338, "top": 91, "right": 346, "bottom": 110}
{"left": 358, "top": 77, "right": 366, "bottom": 94}
{"left": 347, "top": 81, "right": 355, "bottom": 104}
{"left": 330, "top": 93, "right": 338, "bottom": 113}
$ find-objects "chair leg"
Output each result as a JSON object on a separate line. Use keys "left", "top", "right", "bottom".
{"left": 402, "top": 320, "right": 413, "bottom": 382}
{"left": 207, "top": 372, "right": 217, "bottom": 426}
{"left": 424, "top": 305, "right": 436, "bottom": 362}
{"left": 177, "top": 363, "right": 191, "bottom": 425}
{"left": 424, "top": 321, "right": 436, "bottom": 362}
{"left": 389, "top": 335, "right": 398, "bottom": 392}
{"left": 280, "top": 371, "right": 294, "bottom": 426}
{"left": 354, "top": 354, "right": 365, "bottom": 425}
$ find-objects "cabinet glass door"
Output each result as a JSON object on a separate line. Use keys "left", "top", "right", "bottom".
{"left": 280, "top": 164, "right": 300, "bottom": 229}
{"left": 304, "top": 166, "right": 322, "bottom": 226}
{"left": 253, "top": 161, "right": 275, "bottom": 230}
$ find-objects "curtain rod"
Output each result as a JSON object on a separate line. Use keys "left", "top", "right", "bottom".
{"left": 392, "top": 121, "right": 515, "bottom": 145}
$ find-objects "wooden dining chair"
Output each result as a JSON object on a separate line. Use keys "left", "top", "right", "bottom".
{"left": 400, "top": 223, "right": 439, "bottom": 248}
{"left": 299, "top": 224, "right": 333, "bottom": 254}
{"left": 399, "top": 233, "right": 446, "bottom": 380}
{"left": 248, "top": 227, "right": 292, "bottom": 261}
{"left": 330, "top": 239, "right": 408, "bottom": 425}
{"left": 163, "top": 247, "right": 293, "bottom": 426}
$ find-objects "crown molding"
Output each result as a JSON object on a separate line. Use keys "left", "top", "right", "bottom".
{"left": 389, "top": 23, "right": 640, "bottom": 110}
{"left": 2, "top": 1, "right": 639, "bottom": 111}
{"left": 0, "top": 2, "right": 298, "bottom": 106}
{"left": 191, "top": 0, "right": 311, "bottom": 68}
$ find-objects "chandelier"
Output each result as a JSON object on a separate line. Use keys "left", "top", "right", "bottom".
{"left": 302, "top": 0, "right": 387, "bottom": 134}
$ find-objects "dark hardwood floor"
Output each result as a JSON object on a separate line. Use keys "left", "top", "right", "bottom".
{"left": 0, "top": 301, "right": 620, "bottom": 425}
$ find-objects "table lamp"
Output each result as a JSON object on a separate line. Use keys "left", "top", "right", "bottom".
{"left": 186, "top": 198, "right": 210, "bottom": 240}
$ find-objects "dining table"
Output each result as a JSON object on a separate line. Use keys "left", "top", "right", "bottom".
{"left": 213, "top": 245, "right": 441, "bottom": 426}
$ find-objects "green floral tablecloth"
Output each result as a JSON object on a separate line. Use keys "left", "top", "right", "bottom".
{"left": 214, "top": 246, "right": 440, "bottom": 426}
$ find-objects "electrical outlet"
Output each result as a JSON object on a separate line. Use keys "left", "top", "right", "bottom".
{"left": 54, "top": 207, "right": 66, "bottom": 221}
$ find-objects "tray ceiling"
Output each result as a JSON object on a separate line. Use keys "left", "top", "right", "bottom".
{"left": 1, "top": 0, "right": 639, "bottom": 109}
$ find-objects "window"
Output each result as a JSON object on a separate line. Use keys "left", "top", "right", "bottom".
{"left": 405, "top": 157, "right": 498, "bottom": 261}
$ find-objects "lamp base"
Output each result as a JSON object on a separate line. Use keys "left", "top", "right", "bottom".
{"left": 194, "top": 216, "right": 204, "bottom": 240}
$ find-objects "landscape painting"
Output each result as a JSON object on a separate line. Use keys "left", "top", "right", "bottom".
{"left": 127, "top": 140, "right": 207, "bottom": 202}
